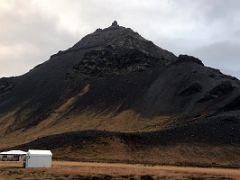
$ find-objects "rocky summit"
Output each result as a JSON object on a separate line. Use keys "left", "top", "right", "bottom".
{"left": 0, "top": 22, "right": 240, "bottom": 166}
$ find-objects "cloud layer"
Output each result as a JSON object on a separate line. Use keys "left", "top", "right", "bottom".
{"left": 0, "top": 0, "right": 239, "bottom": 78}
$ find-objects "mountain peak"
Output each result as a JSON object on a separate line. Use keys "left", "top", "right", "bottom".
{"left": 111, "top": 20, "right": 119, "bottom": 27}
{"left": 68, "top": 22, "right": 177, "bottom": 63}
{"left": 1, "top": 21, "right": 240, "bottom": 168}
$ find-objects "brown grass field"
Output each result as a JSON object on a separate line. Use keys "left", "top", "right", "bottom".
{"left": 0, "top": 161, "right": 239, "bottom": 180}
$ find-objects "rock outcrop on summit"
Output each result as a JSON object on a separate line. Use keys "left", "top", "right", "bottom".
{"left": 0, "top": 22, "right": 240, "bottom": 166}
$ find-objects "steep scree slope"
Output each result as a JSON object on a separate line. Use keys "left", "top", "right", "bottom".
{"left": 0, "top": 22, "right": 240, "bottom": 166}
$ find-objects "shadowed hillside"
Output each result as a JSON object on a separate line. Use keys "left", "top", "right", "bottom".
{"left": 0, "top": 21, "right": 240, "bottom": 167}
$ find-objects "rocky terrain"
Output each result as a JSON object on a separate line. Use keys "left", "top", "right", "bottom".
{"left": 0, "top": 21, "right": 240, "bottom": 167}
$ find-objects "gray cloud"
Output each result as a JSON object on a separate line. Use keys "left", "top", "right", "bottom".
{"left": 0, "top": 0, "right": 77, "bottom": 77}
{"left": 192, "top": 41, "right": 240, "bottom": 77}
{"left": 0, "top": 0, "right": 239, "bottom": 78}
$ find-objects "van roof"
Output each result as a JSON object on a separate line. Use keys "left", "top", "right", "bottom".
{"left": 28, "top": 150, "right": 52, "bottom": 156}
{"left": 0, "top": 150, "right": 27, "bottom": 155}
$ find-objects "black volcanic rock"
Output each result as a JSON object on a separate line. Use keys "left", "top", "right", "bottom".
{"left": 0, "top": 77, "right": 15, "bottom": 97}
{"left": 71, "top": 46, "right": 164, "bottom": 77}
{"left": 111, "top": 20, "right": 119, "bottom": 27}
{"left": 69, "top": 21, "right": 177, "bottom": 62}
{"left": 0, "top": 22, "right": 177, "bottom": 130}
{"left": 0, "top": 22, "right": 240, "bottom": 166}
{"left": 179, "top": 82, "right": 202, "bottom": 96}
{"left": 178, "top": 55, "right": 204, "bottom": 66}
{"left": 198, "top": 81, "right": 234, "bottom": 103}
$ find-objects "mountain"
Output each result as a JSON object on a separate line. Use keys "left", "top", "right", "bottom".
{"left": 0, "top": 21, "right": 240, "bottom": 167}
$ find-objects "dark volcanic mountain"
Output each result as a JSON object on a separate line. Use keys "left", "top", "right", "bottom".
{"left": 0, "top": 21, "right": 240, "bottom": 166}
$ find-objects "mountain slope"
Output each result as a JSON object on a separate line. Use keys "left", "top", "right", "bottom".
{"left": 0, "top": 22, "right": 240, "bottom": 167}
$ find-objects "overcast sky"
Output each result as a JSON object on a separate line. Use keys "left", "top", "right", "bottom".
{"left": 0, "top": 0, "right": 240, "bottom": 78}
